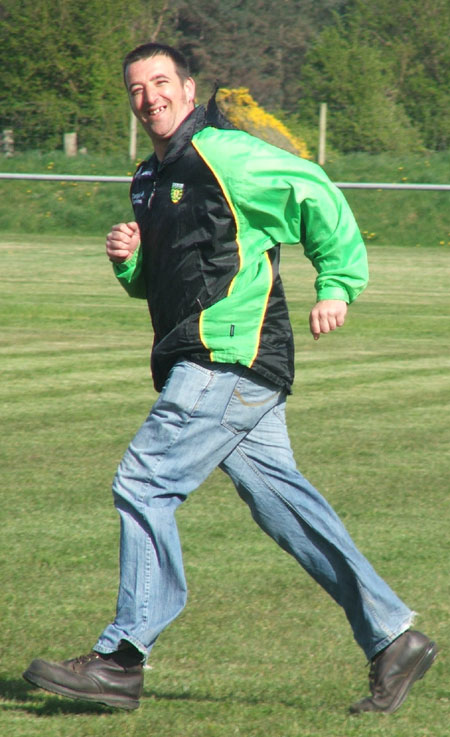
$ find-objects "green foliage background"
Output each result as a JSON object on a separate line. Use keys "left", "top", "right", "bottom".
{"left": 298, "top": 0, "right": 450, "bottom": 153}
{"left": 0, "top": 0, "right": 449, "bottom": 155}
{"left": 0, "top": 0, "right": 173, "bottom": 151}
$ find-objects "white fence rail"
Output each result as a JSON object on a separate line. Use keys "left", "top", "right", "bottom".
{"left": 335, "top": 182, "right": 450, "bottom": 191}
{"left": 0, "top": 172, "right": 449, "bottom": 190}
{"left": 0, "top": 173, "right": 130, "bottom": 183}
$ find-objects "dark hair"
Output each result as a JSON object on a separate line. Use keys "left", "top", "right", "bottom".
{"left": 123, "top": 42, "right": 191, "bottom": 84}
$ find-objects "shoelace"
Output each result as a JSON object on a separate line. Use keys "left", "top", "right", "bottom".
{"left": 368, "top": 651, "right": 385, "bottom": 695}
{"left": 70, "top": 652, "right": 101, "bottom": 666}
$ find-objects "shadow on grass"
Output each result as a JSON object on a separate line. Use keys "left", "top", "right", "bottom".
{"left": 0, "top": 675, "right": 308, "bottom": 716}
{"left": 144, "top": 686, "right": 307, "bottom": 710}
{"left": 0, "top": 675, "right": 116, "bottom": 716}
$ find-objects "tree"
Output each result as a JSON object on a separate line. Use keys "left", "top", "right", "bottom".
{"left": 353, "top": 0, "right": 450, "bottom": 150}
{"left": 0, "top": 0, "right": 175, "bottom": 152}
{"left": 298, "top": 0, "right": 450, "bottom": 152}
{"left": 173, "top": 0, "right": 349, "bottom": 111}
{"left": 2, "top": 0, "right": 446, "bottom": 155}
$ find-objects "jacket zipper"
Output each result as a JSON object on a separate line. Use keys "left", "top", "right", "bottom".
{"left": 148, "top": 185, "right": 156, "bottom": 209}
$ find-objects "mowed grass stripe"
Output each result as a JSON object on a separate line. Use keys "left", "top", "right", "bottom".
{"left": 0, "top": 238, "right": 448, "bottom": 737}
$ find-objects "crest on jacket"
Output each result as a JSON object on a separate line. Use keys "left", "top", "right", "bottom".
{"left": 170, "top": 182, "right": 184, "bottom": 204}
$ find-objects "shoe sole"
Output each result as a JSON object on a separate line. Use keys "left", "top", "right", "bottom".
{"left": 385, "top": 640, "right": 438, "bottom": 714}
{"left": 22, "top": 668, "right": 140, "bottom": 711}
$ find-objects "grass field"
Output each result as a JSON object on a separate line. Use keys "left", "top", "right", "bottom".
{"left": 0, "top": 236, "right": 449, "bottom": 736}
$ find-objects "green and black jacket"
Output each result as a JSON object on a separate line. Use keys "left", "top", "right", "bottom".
{"left": 114, "top": 100, "right": 368, "bottom": 393}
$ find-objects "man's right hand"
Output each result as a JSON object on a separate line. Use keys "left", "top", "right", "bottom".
{"left": 106, "top": 221, "right": 140, "bottom": 263}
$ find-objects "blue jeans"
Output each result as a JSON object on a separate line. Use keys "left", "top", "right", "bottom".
{"left": 94, "top": 360, "right": 413, "bottom": 661}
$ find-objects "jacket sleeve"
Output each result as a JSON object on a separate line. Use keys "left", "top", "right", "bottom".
{"left": 298, "top": 171, "right": 369, "bottom": 303}
{"left": 195, "top": 129, "right": 368, "bottom": 304}
{"left": 236, "top": 142, "right": 368, "bottom": 304}
{"left": 112, "top": 245, "right": 147, "bottom": 299}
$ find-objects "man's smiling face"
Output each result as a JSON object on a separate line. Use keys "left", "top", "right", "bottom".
{"left": 125, "top": 54, "right": 196, "bottom": 157}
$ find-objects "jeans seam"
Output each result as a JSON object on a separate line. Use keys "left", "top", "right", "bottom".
{"left": 355, "top": 578, "right": 397, "bottom": 640}
{"left": 127, "top": 369, "right": 218, "bottom": 503}
{"left": 272, "top": 403, "right": 286, "bottom": 423}
{"left": 142, "top": 532, "right": 153, "bottom": 627}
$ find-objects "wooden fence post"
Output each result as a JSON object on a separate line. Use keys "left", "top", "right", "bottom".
{"left": 64, "top": 132, "right": 77, "bottom": 156}
{"left": 2, "top": 129, "right": 14, "bottom": 157}
{"left": 129, "top": 112, "right": 137, "bottom": 162}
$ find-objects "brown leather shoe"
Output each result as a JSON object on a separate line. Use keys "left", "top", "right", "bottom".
{"left": 350, "top": 630, "right": 438, "bottom": 714}
{"left": 23, "top": 650, "right": 143, "bottom": 710}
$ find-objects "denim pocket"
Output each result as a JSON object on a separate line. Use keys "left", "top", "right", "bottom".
{"left": 221, "top": 372, "right": 282, "bottom": 434}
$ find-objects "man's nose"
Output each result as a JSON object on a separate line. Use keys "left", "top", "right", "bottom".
{"left": 143, "top": 84, "right": 158, "bottom": 105}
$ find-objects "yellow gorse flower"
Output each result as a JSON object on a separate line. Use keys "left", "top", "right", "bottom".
{"left": 217, "top": 88, "right": 310, "bottom": 159}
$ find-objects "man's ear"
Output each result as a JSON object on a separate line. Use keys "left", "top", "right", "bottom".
{"left": 185, "top": 77, "right": 196, "bottom": 104}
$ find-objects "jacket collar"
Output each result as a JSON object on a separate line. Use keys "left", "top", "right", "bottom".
{"left": 146, "top": 91, "right": 235, "bottom": 171}
{"left": 160, "top": 104, "right": 208, "bottom": 167}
